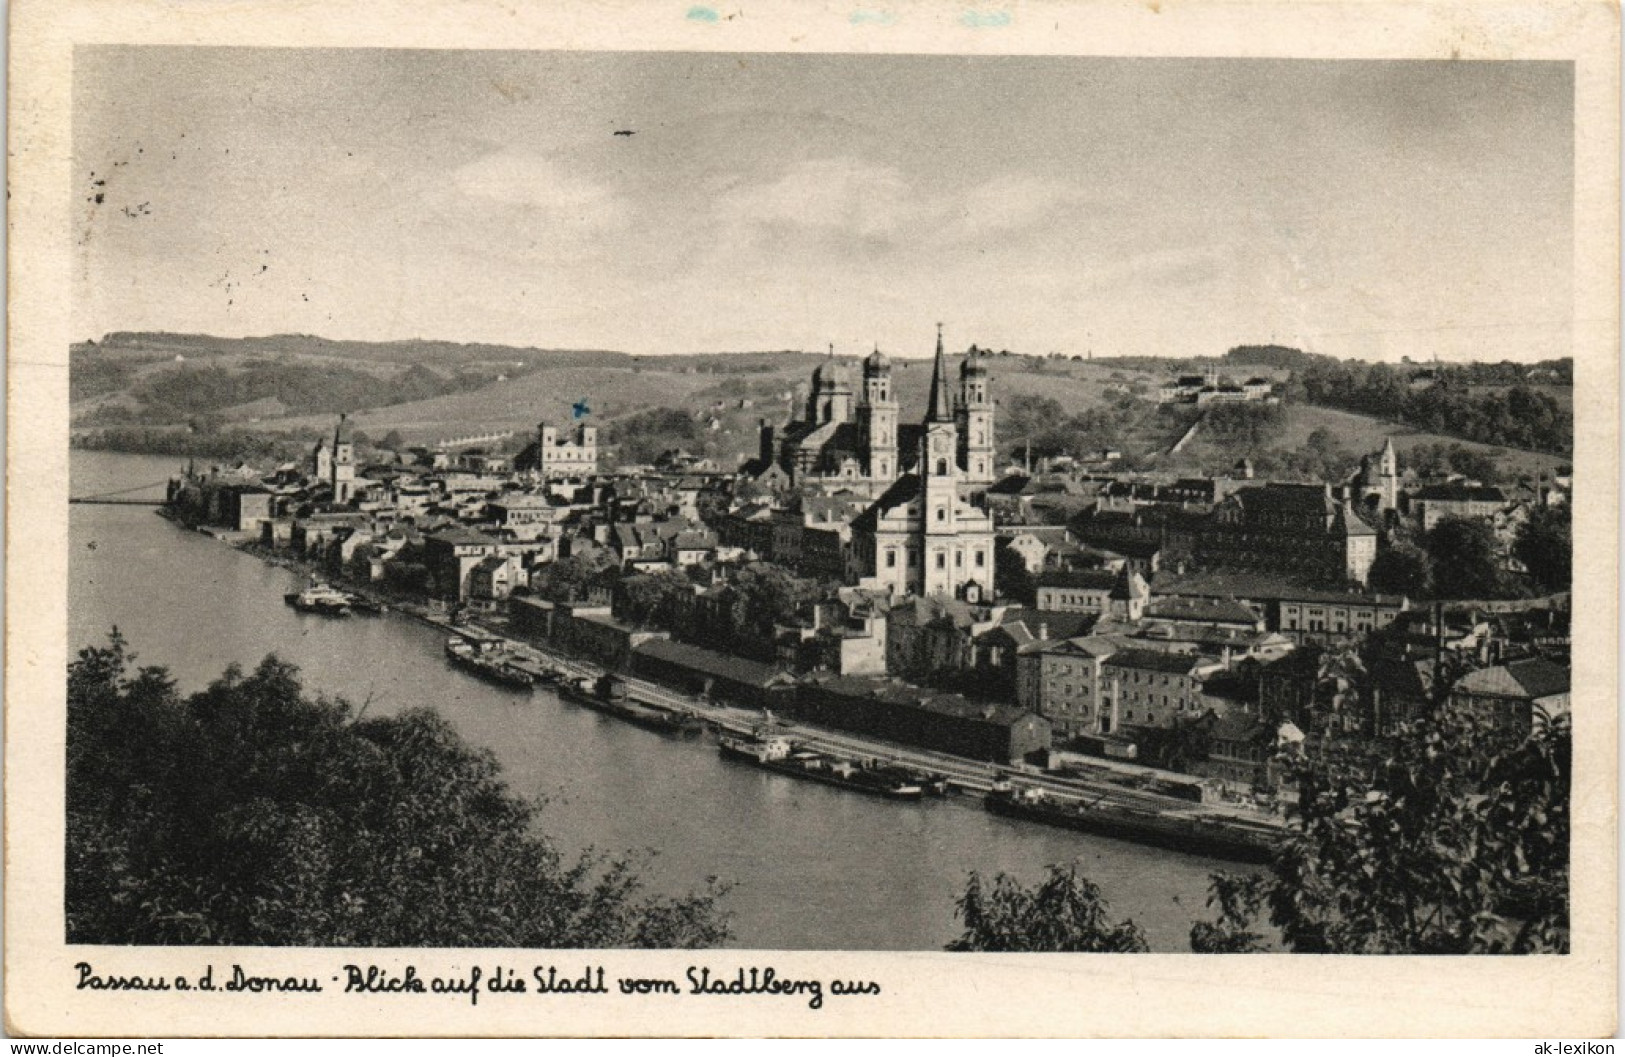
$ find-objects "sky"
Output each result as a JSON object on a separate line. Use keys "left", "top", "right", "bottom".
{"left": 72, "top": 49, "right": 1574, "bottom": 362}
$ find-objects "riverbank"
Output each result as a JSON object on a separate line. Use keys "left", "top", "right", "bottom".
{"left": 219, "top": 518, "right": 1288, "bottom": 863}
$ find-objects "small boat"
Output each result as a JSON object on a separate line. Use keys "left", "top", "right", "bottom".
{"left": 444, "top": 638, "right": 535, "bottom": 689}
{"left": 559, "top": 674, "right": 705, "bottom": 737}
{"left": 718, "top": 732, "right": 926, "bottom": 800}
{"left": 285, "top": 582, "right": 353, "bottom": 616}
{"left": 983, "top": 782, "right": 1284, "bottom": 863}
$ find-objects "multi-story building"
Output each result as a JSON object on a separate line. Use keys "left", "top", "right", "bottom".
{"left": 1034, "top": 567, "right": 1148, "bottom": 620}
{"left": 1101, "top": 648, "right": 1224, "bottom": 731}
{"left": 1198, "top": 482, "right": 1378, "bottom": 585}
{"left": 1411, "top": 483, "right": 1507, "bottom": 531}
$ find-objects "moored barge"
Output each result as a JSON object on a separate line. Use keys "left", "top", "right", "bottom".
{"left": 444, "top": 638, "right": 536, "bottom": 689}
{"left": 984, "top": 783, "right": 1284, "bottom": 863}
{"left": 718, "top": 732, "right": 927, "bottom": 800}
{"left": 558, "top": 674, "right": 705, "bottom": 736}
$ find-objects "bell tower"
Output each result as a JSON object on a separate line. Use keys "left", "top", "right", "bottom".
{"left": 921, "top": 325, "right": 960, "bottom": 597}
{"left": 331, "top": 413, "right": 356, "bottom": 504}
{"left": 858, "top": 346, "right": 899, "bottom": 484}
{"left": 957, "top": 346, "right": 995, "bottom": 485}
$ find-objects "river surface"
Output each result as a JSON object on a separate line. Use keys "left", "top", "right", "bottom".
{"left": 69, "top": 450, "right": 1231, "bottom": 951}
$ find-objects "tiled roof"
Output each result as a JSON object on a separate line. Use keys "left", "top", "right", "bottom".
{"left": 1455, "top": 657, "right": 1569, "bottom": 700}
{"left": 1414, "top": 484, "right": 1507, "bottom": 503}
{"left": 1036, "top": 569, "right": 1118, "bottom": 591}
{"left": 1145, "top": 597, "right": 1261, "bottom": 625}
{"left": 1103, "top": 648, "right": 1206, "bottom": 675}
{"left": 634, "top": 638, "right": 788, "bottom": 687}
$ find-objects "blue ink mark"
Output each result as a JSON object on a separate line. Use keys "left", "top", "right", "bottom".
{"left": 960, "top": 8, "right": 1011, "bottom": 26}
{"left": 686, "top": 5, "right": 720, "bottom": 21}
{"left": 850, "top": 8, "right": 897, "bottom": 25}
{"left": 572, "top": 399, "right": 592, "bottom": 420}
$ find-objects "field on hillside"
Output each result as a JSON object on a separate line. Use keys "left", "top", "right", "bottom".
{"left": 1167, "top": 402, "right": 1570, "bottom": 479}
{"left": 261, "top": 352, "right": 1163, "bottom": 461}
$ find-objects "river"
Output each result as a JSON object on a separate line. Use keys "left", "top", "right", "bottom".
{"left": 69, "top": 449, "right": 1232, "bottom": 951}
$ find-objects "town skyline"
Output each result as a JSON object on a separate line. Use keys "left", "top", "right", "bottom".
{"left": 75, "top": 50, "right": 1573, "bottom": 364}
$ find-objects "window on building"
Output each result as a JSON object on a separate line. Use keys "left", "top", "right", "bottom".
{"left": 975, "top": 550, "right": 985, "bottom": 568}
{"left": 955, "top": 551, "right": 963, "bottom": 567}
{"left": 885, "top": 550, "right": 897, "bottom": 569}
{"left": 936, "top": 553, "right": 946, "bottom": 570}
{"left": 936, "top": 459, "right": 948, "bottom": 476}
{"left": 936, "top": 507, "right": 946, "bottom": 522}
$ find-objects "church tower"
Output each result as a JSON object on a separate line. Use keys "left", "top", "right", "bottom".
{"left": 857, "top": 346, "right": 899, "bottom": 484}
{"left": 807, "top": 345, "right": 854, "bottom": 425}
{"left": 331, "top": 413, "right": 356, "bottom": 505}
{"left": 957, "top": 347, "right": 995, "bottom": 485}
{"left": 1376, "top": 436, "right": 1400, "bottom": 512}
{"left": 921, "top": 325, "right": 961, "bottom": 598}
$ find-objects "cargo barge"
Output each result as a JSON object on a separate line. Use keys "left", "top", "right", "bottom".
{"left": 718, "top": 732, "right": 928, "bottom": 800}
{"left": 984, "top": 783, "right": 1285, "bottom": 863}
{"left": 558, "top": 674, "right": 705, "bottom": 737}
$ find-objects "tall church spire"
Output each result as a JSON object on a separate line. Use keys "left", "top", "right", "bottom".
{"left": 926, "top": 323, "right": 953, "bottom": 422}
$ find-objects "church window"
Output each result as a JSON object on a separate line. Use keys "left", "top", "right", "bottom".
{"left": 936, "top": 552, "right": 946, "bottom": 570}
{"left": 936, "top": 507, "right": 946, "bottom": 523}
{"left": 936, "top": 458, "right": 948, "bottom": 476}
{"left": 955, "top": 550, "right": 963, "bottom": 568}
{"left": 974, "top": 550, "right": 986, "bottom": 568}
{"left": 885, "top": 550, "right": 897, "bottom": 569}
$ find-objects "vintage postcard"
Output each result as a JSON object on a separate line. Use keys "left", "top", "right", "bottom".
{"left": 7, "top": 0, "right": 1619, "bottom": 1039}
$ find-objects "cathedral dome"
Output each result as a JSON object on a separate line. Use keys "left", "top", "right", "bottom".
{"left": 814, "top": 358, "right": 854, "bottom": 389}
{"left": 959, "top": 349, "right": 988, "bottom": 378}
{"left": 864, "top": 348, "right": 891, "bottom": 374}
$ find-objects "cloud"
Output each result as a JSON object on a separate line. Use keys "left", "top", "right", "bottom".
{"left": 715, "top": 158, "right": 913, "bottom": 241}
{"left": 934, "top": 173, "right": 1088, "bottom": 243}
{"left": 450, "top": 150, "right": 626, "bottom": 229}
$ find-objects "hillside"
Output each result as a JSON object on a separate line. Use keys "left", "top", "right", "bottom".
{"left": 73, "top": 333, "right": 1164, "bottom": 466}
{"left": 71, "top": 331, "right": 1571, "bottom": 479}
{"left": 1163, "top": 403, "right": 1569, "bottom": 481}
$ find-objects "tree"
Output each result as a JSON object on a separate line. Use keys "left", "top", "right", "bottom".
{"left": 947, "top": 863, "right": 1149, "bottom": 952}
{"left": 1513, "top": 503, "right": 1571, "bottom": 594}
{"left": 1426, "top": 516, "right": 1505, "bottom": 599}
{"left": 379, "top": 429, "right": 406, "bottom": 451}
{"left": 617, "top": 568, "right": 692, "bottom": 629}
{"left": 1190, "top": 708, "right": 1570, "bottom": 954}
{"left": 66, "top": 633, "right": 731, "bottom": 947}
{"left": 994, "top": 546, "right": 1036, "bottom": 606}
{"left": 728, "top": 562, "right": 821, "bottom": 642}
{"left": 532, "top": 551, "right": 615, "bottom": 603}
{"left": 1367, "top": 541, "right": 1432, "bottom": 597}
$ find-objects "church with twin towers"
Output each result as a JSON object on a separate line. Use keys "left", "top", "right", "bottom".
{"left": 756, "top": 325, "right": 998, "bottom": 601}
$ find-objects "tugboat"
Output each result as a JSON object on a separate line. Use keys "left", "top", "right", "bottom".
{"left": 717, "top": 731, "right": 927, "bottom": 800}
{"left": 983, "top": 780, "right": 1284, "bottom": 864}
{"left": 558, "top": 674, "right": 705, "bottom": 737}
{"left": 284, "top": 581, "right": 353, "bottom": 616}
{"left": 444, "top": 638, "right": 536, "bottom": 689}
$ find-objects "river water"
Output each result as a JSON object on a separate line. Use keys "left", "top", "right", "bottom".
{"left": 69, "top": 450, "right": 1230, "bottom": 951}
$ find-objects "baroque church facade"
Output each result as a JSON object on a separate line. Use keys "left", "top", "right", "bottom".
{"left": 831, "top": 328, "right": 998, "bottom": 601}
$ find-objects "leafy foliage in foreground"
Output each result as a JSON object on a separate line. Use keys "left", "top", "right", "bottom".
{"left": 947, "top": 709, "right": 1568, "bottom": 955}
{"left": 66, "top": 631, "right": 731, "bottom": 947}
{"left": 1190, "top": 709, "right": 1570, "bottom": 954}
{"left": 947, "top": 863, "right": 1149, "bottom": 952}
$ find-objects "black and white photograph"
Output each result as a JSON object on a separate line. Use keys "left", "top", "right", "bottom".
{"left": 8, "top": 0, "right": 1619, "bottom": 1039}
